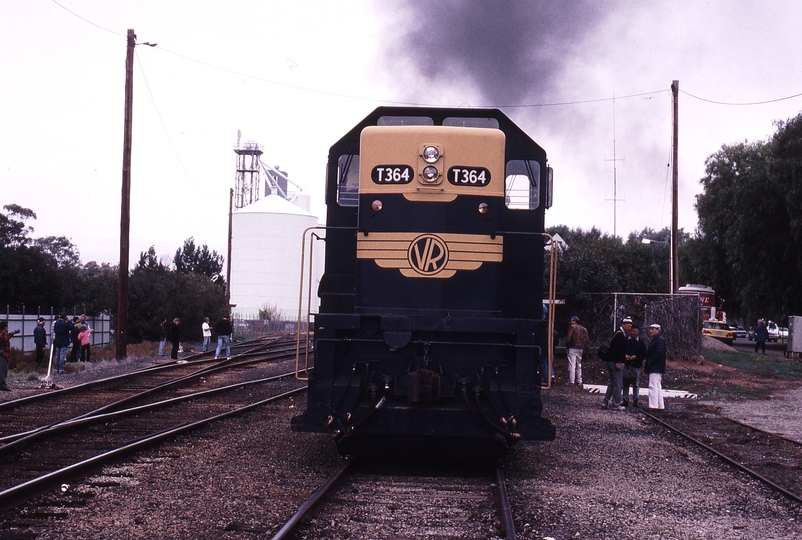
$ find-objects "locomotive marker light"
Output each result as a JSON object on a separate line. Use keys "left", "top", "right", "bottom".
{"left": 422, "top": 165, "right": 439, "bottom": 182}
{"left": 371, "top": 200, "right": 383, "bottom": 212}
{"left": 478, "top": 202, "right": 489, "bottom": 214}
{"left": 422, "top": 145, "right": 441, "bottom": 162}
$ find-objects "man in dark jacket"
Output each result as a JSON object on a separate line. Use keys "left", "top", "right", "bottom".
{"left": 602, "top": 316, "right": 632, "bottom": 410}
{"left": 70, "top": 316, "right": 82, "bottom": 362}
{"left": 214, "top": 316, "right": 233, "bottom": 360}
{"left": 645, "top": 323, "right": 667, "bottom": 410}
{"left": 53, "top": 314, "right": 74, "bottom": 374}
{"left": 33, "top": 317, "right": 47, "bottom": 368}
{"left": 170, "top": 318, "right": 182, "bottom": 361}
{"left": 754, "top": 318, "right": 768, "bottom": 354}
{"left": 622, "top": 324, "right": 647, "bottom": 408}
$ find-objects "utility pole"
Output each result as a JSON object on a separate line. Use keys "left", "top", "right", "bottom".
{"left": 670, "top": 80, "right": 680, "bottom": 294}
{"left": 226, "top": 187, "right": 233, "bottom": 307}
{"left": 116, "top": 29, "right": 135, "bottom": 360}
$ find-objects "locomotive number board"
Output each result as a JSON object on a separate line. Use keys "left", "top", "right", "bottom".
{"left": 371, "top": 165, "right": 414, "bottom": 184}
{"left": 447, "top": 166, "right": 490, "bottom": 186}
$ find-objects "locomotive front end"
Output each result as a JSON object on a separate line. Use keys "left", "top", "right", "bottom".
{"left": 292, "top": 108, "right": 556, "bottom": 460}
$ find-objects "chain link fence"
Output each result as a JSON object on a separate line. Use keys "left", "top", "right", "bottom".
{"left": 229, "top": 313, "right": 307, "bottom": 339}
{"left": 563, "top": 293, "right": 700, "bottom": 361}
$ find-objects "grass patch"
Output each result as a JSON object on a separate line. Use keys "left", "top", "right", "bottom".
{"left": 695, "top": 384, "right": 774, "bottom": 401}
{"left": 701, "top": 347, "right": 802, "bottom": 381}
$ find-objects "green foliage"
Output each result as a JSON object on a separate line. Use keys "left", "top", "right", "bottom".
{"left": 128, "top": 264, "right": 227, "bottom": 343}
{"left": 258, "top": 302, "right": 282, "bottom": 322}
{"left": 0, "top": 204, "right": 36, "bottom": 246}
{"left": 173, "top": 237, "right": 225, "bottom": 288}
{"left": 548, "top": 225, "right": 684, "bottom": 306}
{"left": 0, "top": 206, "right": 228, "bottom": 345}
{"left": 692, "top": 112, "right": 802, "bottom": 325}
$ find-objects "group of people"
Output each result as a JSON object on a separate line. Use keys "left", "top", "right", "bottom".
{"left": 0, "top": 314, "right": 95, "bottom": 390}
{"left": 158, "top": 316, "right": 233, "bottom": 362}
{"left": 51, "top": 314, "right": 94, "bottom": 374}
{"left": 564, "top": 315, "right": 666, "bottom": 410}
{"left": 601, "top": 316, "right": 666, "bottom": 411}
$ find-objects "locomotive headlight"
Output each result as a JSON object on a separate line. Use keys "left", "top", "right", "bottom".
{"left": 422, "top": 145, "right": 440, "bottom": 163}
{"left": 422, "top": 166, "right": 439, "bottom": 182}
{"left": 371, "top": 199, "right": 383, "bottom": 212}
{"left": 478, "top": 202, "right": 489, "bottom": 214}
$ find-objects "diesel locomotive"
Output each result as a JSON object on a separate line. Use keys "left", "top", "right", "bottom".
{"left": 291, "top": 106, "right": 556, "bottom": 459}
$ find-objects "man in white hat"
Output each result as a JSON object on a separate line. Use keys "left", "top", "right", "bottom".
{"left": 645, "top": 323, "right": 666, "bottom": 410}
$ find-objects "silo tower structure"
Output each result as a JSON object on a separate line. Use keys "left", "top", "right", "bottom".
{"left": 229, "top": 136, "right": 324, "bottom": 322}
{"left": 234, "top": 140, "right": 264, "bottom": 210}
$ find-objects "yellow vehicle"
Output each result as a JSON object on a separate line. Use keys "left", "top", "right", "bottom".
{"left": 702, "top": 319, "right": 734, "bottom": 345}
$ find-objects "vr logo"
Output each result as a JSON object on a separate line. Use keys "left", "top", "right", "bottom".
{"left": 408, "top": 234, "right": 449, "bottom": 276}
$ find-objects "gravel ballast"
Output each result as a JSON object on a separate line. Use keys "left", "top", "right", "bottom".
{"left": 3, "top": 351, "right": 801, "bottom": 539}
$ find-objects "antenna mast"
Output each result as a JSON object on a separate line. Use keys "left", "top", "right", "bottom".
{"left": 605, "top": 96, "right": 625, "bottom": 237}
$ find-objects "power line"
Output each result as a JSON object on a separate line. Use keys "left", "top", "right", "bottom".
{"left": 681, "top": 89, "right": 802, "bottom": 106}
{"left": 49, "top": 0, "right": 802, "bottom": 110}
{"left": 135, "top": 52, "right": 217, "bottom": 200}
{"left": 49, "top": 0, "right": 124, "bottom": 36}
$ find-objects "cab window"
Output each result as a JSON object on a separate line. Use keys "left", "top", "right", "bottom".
{"left": 337, "top": 154, "right": 359, "bottom": 207}
{"left": 505, "top": 160, "right": 541, "bottom": 210}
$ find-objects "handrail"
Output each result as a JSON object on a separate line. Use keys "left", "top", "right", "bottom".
{"left": 542, "top": 232, "right": 558, "bottom": 390}
{"left": 295, "top": 226, "right": 325, "bottom": 380}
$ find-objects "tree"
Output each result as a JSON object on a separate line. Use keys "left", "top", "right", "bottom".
{"left": 692, "top": 112, "right": 802, "bottom": 325}
{"left": 0, "top": 204, "right": 80, "bottom": 310}
{"left": 0, "top": 204, "right": 36, "bottom": 247}
{"left": 127, "top": 244, "right": 229, "bottom": 342}
{"left": 173, "top": 237, "right": 225, "bottom": 287}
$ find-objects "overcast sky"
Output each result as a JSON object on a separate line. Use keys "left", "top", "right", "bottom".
{"left": 2, "top": 0, "right": 802, "bottom": 267}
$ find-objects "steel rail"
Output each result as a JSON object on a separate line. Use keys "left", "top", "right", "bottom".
{"left": 0, "top": 386, "right": 307, "bottom": 513}
{"left": 724, "top": 416, "right": 802, "bottom": 447}
{"left": 0, "top": 344, "right": 301, "bottom": 447}
{"left": 494, "top": 463, "right": 517, "bottom": 540}
{"left": 270, "top": 456, "right": 355, "bottom": 540}
{"left": 0, "top": 370, "right": 304, "bottom": 455}
{"left": 0, "top": 336, "right": 293, "bottom": 411}
{"left": 641, "top": 409, "right": 802, "bottom": 505}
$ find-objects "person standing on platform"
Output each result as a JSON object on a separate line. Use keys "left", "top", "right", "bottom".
{"left": 70, "top": 316, "right": 82, "bottom": 362}
{"left": 53, "top": 314, "right": 74, "bottom": 374}
{"left": 565, "top": 316, "right": 589, "bottom": 386}
{"left": 602, "top": 316, "right": 632, "bottom": 410}
{"left": 0, "top": 321, "right": 20, "bottom": 391}
{"left": 215, "top": 316, "right": 233, "bottom": 360}
{"left": 754, "top": 318, "right": 768, "bottom": 354}
{"left": 170, "top": 318, "right": 182, "bottom": 361}
{"left": 622, "top": 324, "right": 647, "bottom": 408}
{"left": 33, "top": 317, "right": 47, "bottom": 368}
{"left": 158, "top": 317, "right": 168, "bottom": 356}
{"left": 78, "top": 324, "right": 94, "bottom": 363}
{"left": 645, "top": 323, "right": 667, "bottom": 410}
{"left": 202, "top": 317, "right": 212, "bottom": 352}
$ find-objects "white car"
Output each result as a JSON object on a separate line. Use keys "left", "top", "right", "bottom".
{"left": 767, "top": 321, "right": 780, "bottom": 342}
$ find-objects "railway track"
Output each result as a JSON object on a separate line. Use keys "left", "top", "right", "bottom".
{"left": 641, "top": 406, "right": 802, "bottom": 504}
{"left": 268, "top": 459, "right": 517, "bottom": 539}
{"left": 0, "top": 337, "right": 297, "bottom": 445}
{"left": 0, "top": 337, "right": 308, "bottom": 514}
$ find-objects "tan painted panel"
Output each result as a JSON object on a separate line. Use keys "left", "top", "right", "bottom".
{"left": 359, "top": 125, "right": 506, "bottom": 200}
{"left": 357, "top": 231, "right": 503, "bottom": 279}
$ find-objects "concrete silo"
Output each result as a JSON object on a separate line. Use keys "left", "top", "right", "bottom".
{"left": 229, "top": 194, "right": 324, "bottom": 322}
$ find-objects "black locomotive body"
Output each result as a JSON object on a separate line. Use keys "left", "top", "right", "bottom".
{"left": 291, "top": 107, "right": 556, "bottom": 459}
